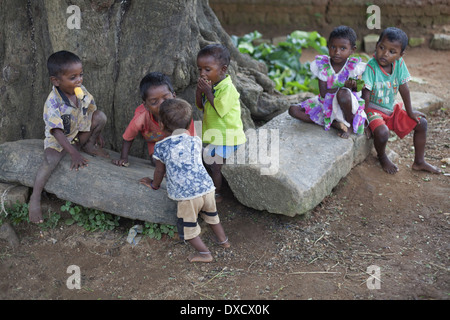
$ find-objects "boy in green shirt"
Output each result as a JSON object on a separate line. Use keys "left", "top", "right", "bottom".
{"left": 362, "top": 27, "right": 440, "bottom": 175}
{"left": 196, "top": 44, "right": 246, "bottom": 202}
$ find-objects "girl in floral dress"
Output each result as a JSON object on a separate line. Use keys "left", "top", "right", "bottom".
{"left": 289, "top": 26, "right": 367, "bottom": 138}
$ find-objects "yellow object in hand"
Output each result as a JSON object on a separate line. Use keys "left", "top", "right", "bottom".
{"left": 74, "top": 87, "right": 84, "bottom": 100}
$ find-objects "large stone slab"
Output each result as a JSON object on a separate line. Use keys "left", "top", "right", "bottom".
{"left": 222, "top": 91, "right": 443, "bottom": 217}
{"left": 0, "top": 140, "right": 177, "bottom": 225}
{"left": 222, "top": 111, "right": 373, "bottom": 217}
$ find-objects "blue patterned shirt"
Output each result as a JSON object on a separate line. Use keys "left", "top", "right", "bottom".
{"left": 153, "top": 133, "right": 215, "bottom": 200}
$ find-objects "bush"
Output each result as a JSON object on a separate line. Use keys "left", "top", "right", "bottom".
{"left": 61, "top": 201, "right": 120, "bottom": 232}
{"left": 231, "top": 30, "right": 328, "bottom": 95}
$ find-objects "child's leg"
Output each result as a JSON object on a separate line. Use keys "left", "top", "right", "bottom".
{"left": 373, "top": 124, "right": 399, "bottom": 174}
{"left": 411, "top": 118, "right": 441, "bottom": 173}
{"left": 28, "top": 148, "right": 66, "bottom": 223}
{"left": 331, "top": 121, "right": 349, "bottom": 138}
{"left": 336, "top": 89, "right": 354, "bottom": 136}
{"left": 288, "top": 105, "right": 313, "bottom": 123}
{"left": 209, "top": 222, "right": 230, "bottom": 248}
{"left": 78, "top": 110, "right": 109, "bottom": 158}
{"left": 210, "top": 161, "right": 224, "bottom": 202}
{"left": 187, "top": 236, "right": 213, "bottom": 263}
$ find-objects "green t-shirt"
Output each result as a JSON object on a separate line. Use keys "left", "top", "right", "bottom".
{"left": 362, "top": 57, "right": 411, "bottom": 113}
{"left": 198, "top": 75, "right": 246, "bottom": 146}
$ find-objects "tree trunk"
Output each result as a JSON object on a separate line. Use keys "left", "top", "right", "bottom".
{"left": 0, "top": 0, "right": 288, "bottom": 158}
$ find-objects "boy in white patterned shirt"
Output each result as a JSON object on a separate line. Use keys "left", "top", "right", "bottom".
{"left": 29, "top": 51, "right": 108, "bottom": 224}
{"left": 140, "top": 98, "right": 230, "bottom": 263}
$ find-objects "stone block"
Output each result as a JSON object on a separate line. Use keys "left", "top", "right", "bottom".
{"left": 364, "top": 34, "right": 379, "bottom": 54}
{"left": 222, "top": 111, "right": 373, "bottom": 217}
{"left": 430, "top": 34, "right": 450, "bottom": 50}
{"left": 0, "top": 140, "right": 177, "bottom": 225}
{"left": 0, "top": 182, "right": 30, "bottom": 209}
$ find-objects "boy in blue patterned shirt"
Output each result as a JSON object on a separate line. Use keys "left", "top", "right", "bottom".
{"left": 140, "top": 98, "right": 230, "bottom": 263}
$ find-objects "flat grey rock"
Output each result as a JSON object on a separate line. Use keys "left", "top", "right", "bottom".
{"left": 0, "top": 140, "right": 177, "bottom": 225}
{"left": 222, "top": 90, "right": 443, "bottom": 217}
{"left": 222, "top": 111, "right": 373, "bottom": 217}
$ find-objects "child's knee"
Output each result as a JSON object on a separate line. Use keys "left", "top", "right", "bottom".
{"left": 44, "top": 149, "right": 64, "bottom": 169}
{"left": 92, "top": 110, "right": 107, "bottom": 126}
{"left": 288, "top": 105, "right": 298, "bottom": 117}
{"left": 373, "top": 125, "right": 389, "bottom": 143}
{"left": 337, "top": 89, "right": 352, "bottom": 106}
{"left": 415, "top": 117, "right": 427, "bottom": 132}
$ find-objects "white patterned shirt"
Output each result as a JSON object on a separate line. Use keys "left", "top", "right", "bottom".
{"left": 153, "top": 133, "right": 215, "bottom": 200}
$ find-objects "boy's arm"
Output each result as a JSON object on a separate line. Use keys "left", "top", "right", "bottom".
{"left": 139, "top": 159, "right": 166, "bottom": 190}
{"left": 197, "top": 78, "right": 216, "bottom": 111}
{"left": 195, "top": 85, "right": 204, "bottom": 111}
{"left": 112, "top": 139, "right": 133, "bottom": 166}
{"left": 361, "top": 88, "right": 373, "bottom": 139}
{"left": 51, "top": 128, "right": 88, "bottom": 170}
{"left": 399, "top": 83, "right": 422, "bottom": 123}
{"left": 151, "top": 159, "right": 166, "bottom": 188}
{"left": 362, "top": 88, "right": 370, "bottom": 109}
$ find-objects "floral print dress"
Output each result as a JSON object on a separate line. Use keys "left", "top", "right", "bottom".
{"left": 300, "top": 55, "right": 367, "bottom": 134}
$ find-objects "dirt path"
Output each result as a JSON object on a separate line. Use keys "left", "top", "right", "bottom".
{"left": 0, "top": 47, "right": 448, "bottom": 303}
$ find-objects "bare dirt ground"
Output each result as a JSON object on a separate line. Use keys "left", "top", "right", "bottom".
{"left": 0, "top": 47, "right": 449, "bottom": 303}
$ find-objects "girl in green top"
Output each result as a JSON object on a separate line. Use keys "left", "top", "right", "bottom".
{"left": 196, "top": 44, "right": 246, "bottom": 202}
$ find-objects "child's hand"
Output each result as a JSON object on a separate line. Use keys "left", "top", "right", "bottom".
{"left": 111, "top": 158, "right": 129, "bottom": 167}
{"left": 139, "top": 177, "right": 160, "bottom": 190}
{"left": 408, "top": 110, "right": 426, "bottom": 124}
{"left": 139, "top": 177, "right": 152, "bottom": 188}
{"left": 197, "top": 77, "right": 212, "bottom": 94}
{"left": 344, "top": 79, "right": 356, "bottom": 90}
{"left": 70, "top": 152, "right": 89, "bottom": 171}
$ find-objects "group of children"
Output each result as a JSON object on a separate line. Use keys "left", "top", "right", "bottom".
{"left": 28, "top": 26, "right": 440, "bottom": 263}
{"left": 289, "top": 26, "right": 440, "bottom": 176}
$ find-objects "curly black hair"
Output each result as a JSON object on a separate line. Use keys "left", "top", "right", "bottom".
{"left": 328, "top": 25, "right": 357, "bottom": 48}
{"left": 197, "top": 44, "right": 231, "bottom": 67}
{"left": 139, "top": 72, "right": 174, "bottom": 101}
{"left": 377, "top": 27, "right": 409, "bottom": 52}
{"left": 47, "top": 51, "right": 81, "bottom": 78}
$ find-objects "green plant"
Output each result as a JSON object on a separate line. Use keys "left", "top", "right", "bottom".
{"left": 0, "top": 201, "right": 61, "bottom": 230}
{"left": 142, "top": 221, "right": 175, "bottom": 240}
{"left": 61, "top": 201, "right": 120, "bottom": 232}
{"left": 2, "top": 202, "right": 29, "bottom": 226}
{"left": 231, "top": 30, "right": 328, "bottom": 95}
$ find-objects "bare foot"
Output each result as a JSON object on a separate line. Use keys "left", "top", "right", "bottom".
{"left": 364, "top": 127, "right": 373, "bottom": 139}
{"left": 337, "top": 130, "right": 350, "bottom": 139}
{"left": 334, "top": 122, "right": 348, "bottom": 133}
{"left": 82, "top": 144, "right": 110, "bottom": 158}
{"left": 378, "top": 154, "right": 399, "bottom": 174}
{"left": 28, "top": 197, "right": 43, "bottom": 224}
{"left": 188, "top": 252, "right": 213, "bottom": 263}
{"left": 211, "top": 235, "right": 231, "bottom": 248}
{"left": 412, "top": 161, "right": 441, "bottom": 174}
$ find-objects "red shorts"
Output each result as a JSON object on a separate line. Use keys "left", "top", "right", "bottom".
{"left": 366, "top": 103, "right": 418, "bottom": 139}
